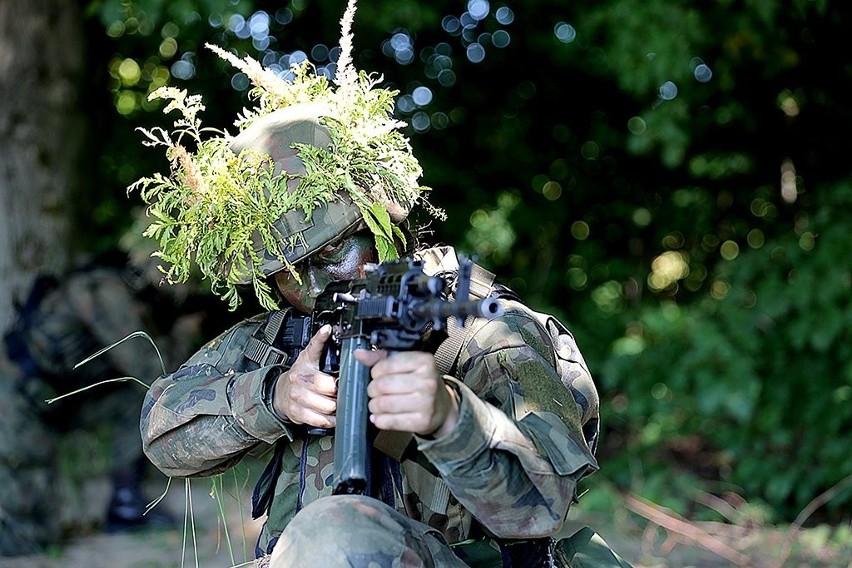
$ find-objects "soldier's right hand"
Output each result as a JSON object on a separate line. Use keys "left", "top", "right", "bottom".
{"left": 272, "top": 324, "right": 338, "bottom": 429}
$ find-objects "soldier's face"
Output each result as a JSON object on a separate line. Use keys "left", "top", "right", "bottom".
{"left": 273, "top": 233, "right": 377, "bottom": 313}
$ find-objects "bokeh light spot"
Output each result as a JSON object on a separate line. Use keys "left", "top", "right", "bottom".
{"left": 161, "top": 22, "right": 179, "bottom": 38}
{"left": 466, "top": 43, "right": 486, "bottom": 63}
{"left": 651, "top": 383, "right": 670, "bottom": 401}
{"left": 694, "top": 63, "right": 712, "bottom": 82}
{"left": 710, "top": 280, "right": 730, "bottom": 300}
{"left": 567, "top": 267, "right": 588, "bottom": 289}
{"left": 107, "top": 21, "right": 126, "bottom": 38}
{"left": 311, "top": 44, "right": 330, "bottom": 62}
{"left": 495, "top": 6, "right": 514, "bottom": 24}
{"left": 591, "top": 281, "right": 624, "bottom": 314}
{"left": 412, "top": 86, "right": 433, "bottom": 106}
{"left": 554, "top": 22, "right": 576, "bottom": 43}
{"left": 581, "top": 141, "right": 600, "bottom": 159}
{"left": 659, "top": 81, "right": 678, "bottom": 100}
{"left": 171, "top": 60, "right": 195, "bottom": 80}
{"left": 798, "top": 232, "right": 815, "bottom": 251}
{"left": 632, "top": 208, "right": 651, "bottom": 227}
{"left": 442, "top": 15, "right": 462, "bottom": 35}
{"left": 628, "top": 116, "right": 646, "bottom": 135}
{"left": 431, "top": 112, "right": 450, "bottom": 129}
{"left": 231, "top": 72, "right": 250, "bottom": 91}
{"left": 118, "top": 58, "right": 142, "bottom": 86}
{"left": 437, "top": 69, "right": 457, "bottom": 87}
{"left": 747, "top": 229, "right": 765, "bottom": 249}
{"left": 492, "top": 29, "right": 510, "bottom": 48}
{"left": 397, "top": 94, "right": 415, "bottom": 113}
{"left": 649, "top": 250, "right": 689, "bottom": 291}
{"left": 571, "top": 221, "right": 590, "bottom": 240}
{"left": 159, "top": 37, "right": 178, "bottom": 59}
{"left": 116, "top": 91, "right": 138, "bottom": 115}
{"left": 720, "top": 240, "right": 740, "bottom": 260}
{"left": 542, "top": 181, "right": 562, "bottom": 201}
{"left": 468, "top": 0, "right": 490, "bottom": 21}
{"left": 411, "top": 111, "right": 431, "bottom": 132}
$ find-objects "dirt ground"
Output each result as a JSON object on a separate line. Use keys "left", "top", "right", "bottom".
{"left": 0, "top": 472, "right": 848, "bottom": 568}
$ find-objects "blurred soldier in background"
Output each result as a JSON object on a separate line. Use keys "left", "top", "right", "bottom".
{"left": 0, "top": 247, "right": 207, "bottom": 556}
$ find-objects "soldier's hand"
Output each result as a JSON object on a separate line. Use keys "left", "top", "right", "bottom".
{"left": 355, "top": 349, "right": 460, "bottom": 438}
{"left": 272, "top": 324, "right": 337, "bottom": 429}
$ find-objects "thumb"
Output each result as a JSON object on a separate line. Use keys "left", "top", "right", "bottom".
{"left": 302, "top": 324, "right": 333, "bottom": 364}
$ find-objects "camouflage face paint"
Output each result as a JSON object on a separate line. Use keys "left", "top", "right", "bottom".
{"left": 274, "top": 233, "right": 377, "bottom": 313}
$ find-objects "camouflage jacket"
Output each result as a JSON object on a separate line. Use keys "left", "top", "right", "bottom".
{"left": 141, "top": 246, "right": 600, "bottom": 556}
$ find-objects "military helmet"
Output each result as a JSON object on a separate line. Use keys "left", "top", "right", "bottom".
{"left": 130, "top": 0, "right": 444, "bottom": 310}
{"left": 228, "top": 103, "right": 366, "bottom": 283}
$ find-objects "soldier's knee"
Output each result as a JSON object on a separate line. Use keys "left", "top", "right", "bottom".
{"left": 287, "top": 495, "right": 385, "bottom": 538}
{"left": 270, "top": 496, "right": 404, "bottom": 567}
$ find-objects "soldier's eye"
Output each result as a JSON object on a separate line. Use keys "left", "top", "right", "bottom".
{"left": 316, "top": 239, "right": 345, "bottom": 260}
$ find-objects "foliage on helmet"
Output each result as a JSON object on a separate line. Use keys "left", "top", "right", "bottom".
{"left": 128, "top": 0, "right": 444, "bottom": 311}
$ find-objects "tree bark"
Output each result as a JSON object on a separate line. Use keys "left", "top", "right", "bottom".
{"left": 0, "top": 0, "right": 86, "bottom": 331}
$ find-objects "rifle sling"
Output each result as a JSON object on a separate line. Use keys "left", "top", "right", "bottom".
{"left": 433, "top": 262, "right": 497, "bottom": 377}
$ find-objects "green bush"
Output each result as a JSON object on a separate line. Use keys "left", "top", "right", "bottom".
{"left": 600, "top": 181, "right": 852, "bottom": 521}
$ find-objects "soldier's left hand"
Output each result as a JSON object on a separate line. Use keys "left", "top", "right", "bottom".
{"left": 354, "top": 349, "right": 459, "bottom": 438}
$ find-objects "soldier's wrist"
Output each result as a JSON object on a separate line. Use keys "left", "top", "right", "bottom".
{"left": 422, "top": 382, "right": 460, "bottom": 439}
{"left": 265, "top": 367, "right": 294, "bottom": 425}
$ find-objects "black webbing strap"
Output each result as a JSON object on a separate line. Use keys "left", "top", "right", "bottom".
{"left": 251, "top": 440, "right": 287, "bottom": 519}
{"left": 433, "top": 263, "right": 497, "bottom": 376}
{"left": 244, "top": 310, "right": 291, "bottom": 367}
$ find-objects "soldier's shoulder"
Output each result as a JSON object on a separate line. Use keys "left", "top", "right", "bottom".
{"left": 182, "top": 313, "right": 268, "bottom": 368}
{"left": 458, "top": 298, "right": 578, "bottom": 367}
{"left": 479, "top": 298, "right": 552, "bottom": 335}
{"left": 208, "top": 313, "right": 267, "bottom": 345}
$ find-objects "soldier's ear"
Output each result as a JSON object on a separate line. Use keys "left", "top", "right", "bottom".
{"left": 267, "top": 274, "right": 285, "bottom": 301}
{"left": 394, "top": 222, "right": 416, "bottom": 257}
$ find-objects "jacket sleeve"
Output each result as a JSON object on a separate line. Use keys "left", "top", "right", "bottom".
{"left": 416, "top": 302, "right": 599, "bottom": 539}
{"left": 140, "top": 319, "right": 294, "bottom": 478}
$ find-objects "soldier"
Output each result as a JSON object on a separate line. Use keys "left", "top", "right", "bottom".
{"left": 134, "top": 1, "right": 631, "bottom": 566}
{"left": 0, "top": 249, "right": 203, "bottom": 556}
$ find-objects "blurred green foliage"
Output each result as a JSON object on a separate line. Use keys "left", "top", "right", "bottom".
{"left": 81, "top": 0, "right": 851, "bottom": 522}
{"left": 602, "top": 181, "right": 851, "bottom": 522}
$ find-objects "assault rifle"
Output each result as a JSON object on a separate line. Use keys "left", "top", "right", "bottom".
{"left": 295, "top": 257, "right": 503, "bottom": 495}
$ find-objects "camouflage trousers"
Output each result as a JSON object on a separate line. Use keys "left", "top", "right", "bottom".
{"left": 262, "top": 495, "right": 633, "bottom": 568}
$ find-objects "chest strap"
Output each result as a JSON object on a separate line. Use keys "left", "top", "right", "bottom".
{"left": 244, "top": 310, "right": 291, "bottom": 367}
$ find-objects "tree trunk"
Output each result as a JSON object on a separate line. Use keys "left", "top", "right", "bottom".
{"left": 0, "top": 0, "right": 86, "bottom": 331}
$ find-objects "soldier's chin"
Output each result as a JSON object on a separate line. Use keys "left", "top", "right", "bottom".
{"left": 284, "top": 292, "right": 315, "bottom": 315}
{"left": 301, "top": 297, "right": 317, "bottom": 314}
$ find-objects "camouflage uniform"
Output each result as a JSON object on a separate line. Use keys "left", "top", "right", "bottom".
{"left": 0, "top": 262, "right": 199, "bottom": 555}
{"left": 141, "top": 246, "right": 622, "bottom": 566}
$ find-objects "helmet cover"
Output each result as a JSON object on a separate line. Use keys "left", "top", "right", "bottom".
{"left": 129, "top": 0, "right": 444, "bottom": 310}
